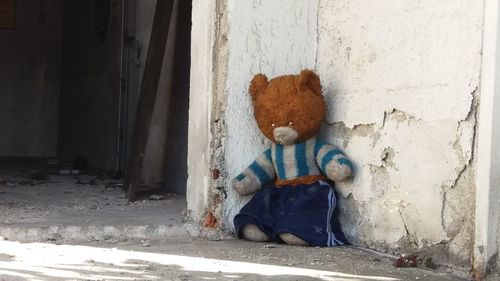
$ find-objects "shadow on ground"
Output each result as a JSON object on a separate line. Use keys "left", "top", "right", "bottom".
{"left": 0, "top": 241, "right": 397, "bottom": 281}
{"left": 0, "top": 240, "right": 465, "bottom": 281}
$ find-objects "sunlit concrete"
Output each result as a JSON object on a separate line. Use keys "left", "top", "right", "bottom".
{"left": 0, "top": 240, "right": 465, "bottom": 281}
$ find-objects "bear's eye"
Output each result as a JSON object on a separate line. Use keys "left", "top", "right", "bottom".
{"left": 271, "top": 123, "right": 275, "bottom": 127}
{"left": 288, "top": 121, "right": 293, "bottom": 126}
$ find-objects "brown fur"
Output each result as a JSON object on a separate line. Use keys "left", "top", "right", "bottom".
{"left": 249, "top": 69, "right": 326, "bottom": 143}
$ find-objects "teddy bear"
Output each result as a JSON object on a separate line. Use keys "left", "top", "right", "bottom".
{"left": 233, "top": 69, "right": 354, "bottom": 247}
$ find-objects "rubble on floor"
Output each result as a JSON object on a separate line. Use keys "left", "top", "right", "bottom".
{"left": 0, "top": 163, "right": 214, "bottom": 242}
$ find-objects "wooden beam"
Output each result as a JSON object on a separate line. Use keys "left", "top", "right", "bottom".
{"left": 125, "top": 0, "right": 174, "bottom": 201}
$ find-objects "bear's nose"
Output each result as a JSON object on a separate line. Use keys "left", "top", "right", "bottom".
{"left": 273, "top": 127, "right": 299, "bottom": 145}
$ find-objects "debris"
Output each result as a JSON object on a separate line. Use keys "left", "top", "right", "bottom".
{"left": 205, "top": 230, "right": 223, "bottom": 241}
{"left": 149, "top": 194, "right": 165, "bottom": 201}
{"left": 47, "top": 233, "right": 62, "bottom": 242}
{"left": 212, "top": 168, "right": 220, "bottom": 179}
{"left": 76, "top": 178, "right": 99, "bottom": 185}
{"left": 110, "top": 170, "right": 123, "bottom": 180}
{"left": 73, "top": 156, "right": 89, "bottom": 171}
{"left": 203, "top": 211, "right": 218, "bottom": 228}
{"left": 394, "top": 254, "right": 420, "bottom": 268}
{"left": 105, "top": 182, "right": 123, "bottom": 188}
{"left": 424, "top": 257, "right": 439, "bottom": 269}
{"left": 263, "top": 244, "right": 278, "bottom": 249}
{"left": 60, "top": 169, "right": 80, "bottom": 175}
{"left": 30, "top": 170, "right": 48, "bottom": 180}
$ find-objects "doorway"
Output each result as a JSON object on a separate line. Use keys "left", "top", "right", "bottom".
{"left": 0, "top": 0, "right": 192, "bottom": 241}
{"left": 0, "top": 0, "right": 191, "bottom": 190}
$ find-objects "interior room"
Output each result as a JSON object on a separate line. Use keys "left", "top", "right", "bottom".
{"left": 0, "top": 0, "right": 192, "bottom": 238}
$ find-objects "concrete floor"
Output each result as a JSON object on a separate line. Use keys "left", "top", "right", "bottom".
{"left": 0, "top": 165, "right": 475, "bottom": 280}
{"left": 0, "top": 238, "right": 469, "bottom": 281}
{"left": 0, "top": 169, "right": 201, "bottom": 242}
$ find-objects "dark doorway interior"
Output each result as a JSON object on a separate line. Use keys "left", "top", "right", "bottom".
{"left": 162, "top": 0, "right": 191, "bottom": 194}
{"left": 0, "top": 0, "right": 191, "bottom": 194}
{"left": 59, "top": 0, "right": 122, "bottom": 172}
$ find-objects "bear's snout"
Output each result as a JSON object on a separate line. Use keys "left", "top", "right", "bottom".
{"left": 273, "top": 127, "right": 299, "bottom": 145}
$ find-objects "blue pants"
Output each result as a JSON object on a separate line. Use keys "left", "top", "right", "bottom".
{"left": 234, "top": 181, "right": 348, "bottom": 247}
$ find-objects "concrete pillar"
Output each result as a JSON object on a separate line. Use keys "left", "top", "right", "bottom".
{"left": 186, "top": 0, "right": 217, "bottom": 221}
{"left": 474, "top": 0, "right": 500, "bottom": 278}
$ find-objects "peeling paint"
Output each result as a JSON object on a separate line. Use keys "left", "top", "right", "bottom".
{"left": 205, "top": 0, "right": 230, "bottom": 227}
{"left": 217, "top": 0, "right": 484, "bottom": 269}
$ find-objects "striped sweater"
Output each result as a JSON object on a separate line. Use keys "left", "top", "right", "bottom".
{"left": 235, "top": 138, "right": 353, "bottom": 187}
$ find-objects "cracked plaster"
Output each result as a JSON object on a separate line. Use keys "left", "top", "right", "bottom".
{"left": 217, "top": 0, "right": 484, "bottom": 267}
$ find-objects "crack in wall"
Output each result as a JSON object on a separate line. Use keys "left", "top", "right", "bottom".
{"left": 398, "top": 209, "right": 410, "bottom": 236}
{"left": 382, "top": 108, "right": 421, "bottom": 127}
{"left": 450, "top": 87, "right": 479, "bottom": 190}
{"left": 314, "top": 0, "right": 320, "bottom": 71}
{"left": 437, "top": 87, "right": 479, "bottom": 266}
{"left": 397, "top": 208, "right": 420, "bottom": 249}
{"left": 440, "top": 189, "right": 448, "bottom": 232}
{"left": 325, "top": 121, "right": 378, "bottom": 148}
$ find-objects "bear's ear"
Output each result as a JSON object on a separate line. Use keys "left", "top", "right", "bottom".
{"left": 297, "top": 69, "right": 322, "bottom": 95}
{"left": 249, "top": 74, "right": 268, "bottom": 100}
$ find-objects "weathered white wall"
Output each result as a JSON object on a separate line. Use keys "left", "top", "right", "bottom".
{"left": 223, "top": 0, "right": 319, "bottom": 225}
{"left": 220, "top": 0, "right": 483, "bottom": 266}
{"left": 187, "top": 0, "right": 218, "bottom": 221}
{"left": 318, "top": 0, "right": 483, "bottom": 266}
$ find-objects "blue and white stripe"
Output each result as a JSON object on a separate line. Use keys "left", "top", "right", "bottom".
{"left": 235, "top": 148, "right": 275, "bottom": 185}
{"left": 235, "top": 138, "right": 353, "bottom": 186}
{"left": 271, "top": 138, "right": 324, "bottom": 180}
{"left": 315, "top": 140, "right": 354, "bottom": 175}
{"left": 323, "top": 181, "right": 344, "bottom": 246}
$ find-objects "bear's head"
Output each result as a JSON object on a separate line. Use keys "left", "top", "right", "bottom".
{"left": 249, "top": 69, "right": 326, "bottom": 145}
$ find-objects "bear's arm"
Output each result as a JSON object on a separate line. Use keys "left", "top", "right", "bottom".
{"left": 233, "top": 149, "right": 276, "bottom": 196}
{"left": 315, "top": 140, "right": 354, "bottom": 182}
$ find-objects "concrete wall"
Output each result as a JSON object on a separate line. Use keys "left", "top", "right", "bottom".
{"left": 477, "top": 0, "right": 500, "bottom": 274}
{"left": 0, "top": 0, "right": 63, "bottom": 157}
{"left": 136, "top": 0, "right": 191, "bottom": 192}
{"left": 135, "top": 0, "right": 177, "bottom": 186}
{"left": 187, "top": 0, "right": 218, "bottom": 221}
{"left": 58, "top": 0, "right": 122, "bottom": 170}
{"left": 219, "top": 0, "right": 483, "bottom": 266}
{"left": 162, "top": 0, "right": 192, "bottom": 194}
